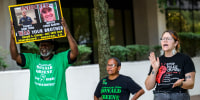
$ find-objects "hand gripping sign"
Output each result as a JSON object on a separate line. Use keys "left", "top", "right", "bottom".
{"left": 9, "top": 0, "right": 66, "bottom": 44}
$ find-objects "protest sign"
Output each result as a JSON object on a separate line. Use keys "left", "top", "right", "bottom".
{"left": 9, "top": 0, "right": 65, "bottom": 44}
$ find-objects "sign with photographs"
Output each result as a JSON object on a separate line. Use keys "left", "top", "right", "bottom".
{"left": 9, "top": 0, "right": 65, "bottom": 44}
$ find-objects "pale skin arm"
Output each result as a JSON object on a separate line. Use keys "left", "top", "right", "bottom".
{"left": 61, "top": 18, "right": 79, "bottom": 61}
{"left": 10, "top": 21, "right": 22, "bottom": 64}
{"left": 145, "top": 52, "right": 159, "bottom": 90}
{"left": 172, "top": 72, "right": 195, "bottom": 89}
{"left": 131, "top": 89, "right": 145, "bottom": 100}
{"left": 94, "top": 96, "right": 99, "bottom": 100}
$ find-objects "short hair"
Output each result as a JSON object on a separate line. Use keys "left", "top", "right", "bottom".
{"left": 109, "top": 57, "right": 121, "bottom": 67}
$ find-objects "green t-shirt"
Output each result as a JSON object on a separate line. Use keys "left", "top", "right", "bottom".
{"left": 22, "top": 50, "right": 71, "bottom": 100}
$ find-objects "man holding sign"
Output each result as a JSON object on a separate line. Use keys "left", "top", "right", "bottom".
{"left": 10, "top": 18, "right": 79, "bottom": 100}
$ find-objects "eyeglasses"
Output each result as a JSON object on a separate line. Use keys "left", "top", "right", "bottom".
{"left": 160, "top": 37, "right": 173, "bottom": 41}
{"left": 107, "top": 64, "right": 116, "bottom": 67}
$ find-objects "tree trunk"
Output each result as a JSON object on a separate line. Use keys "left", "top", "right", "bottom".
{"left": 93, "top": 0, "right": 110, "bottom": 79}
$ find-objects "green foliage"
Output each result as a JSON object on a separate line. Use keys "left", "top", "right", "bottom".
{"left": 157, "top": 0, "right": 177, "bottom": 13}
{"left": 178, "top": 32, "right": 200, "bottom": 57}
{"left": 109, "top": 45, "right": 161, "bottom": 61}
{"left": 151, "top": 45, "right": 162, "bottom": 57}
{"left": 56, "top": 47, "right": 67, "bottom": 53}
{"left": 126, "top": 45, "right": 150, "bottom": 61}
{"left": 22, "top": 42, "right": 38, "bottom": 50}
{"left": 0, "top": 57, "right": 7, "bottom": 70}
{"left": 21, "top": 42, "right": 39, "bottom": 54}
{"left": 0, "top": 47, "right": 9, "bottom": 70}
{"left": 167, "top": 11, "right": 189, "bottom": 32}
{"left": 110, "top": 45, "right": 128, "bottom": 62}
{"left": 126, "top": 45, "right": 140, "bottom": 61}
{"left": 157, "top": 0, "right": 167, "bottom": 13}
{"left": 72, "top": 45, "right": 92, "bottom": 66}
{"left": 193, "top": 11, "right": 200, "bottom": 33}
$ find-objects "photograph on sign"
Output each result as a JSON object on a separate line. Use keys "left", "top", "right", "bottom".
{"left": 9, "top": 0, "right": 65, "bottom": 44}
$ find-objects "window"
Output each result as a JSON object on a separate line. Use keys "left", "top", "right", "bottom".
{"left": 166, "top": 0, "right": 200, "bottom": 33}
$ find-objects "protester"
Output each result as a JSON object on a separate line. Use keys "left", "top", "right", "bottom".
{"left": 145, "top": 30, "right": 196, "bottom": 100}
{"left": 10, "top": 18, "right": 78, "bottom": 100}
{"left": 94, "top": 57, "right": 145, "bottom": 100}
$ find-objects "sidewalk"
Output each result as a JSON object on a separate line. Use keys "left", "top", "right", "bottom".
{"left": 191, "top": 95, "right": 200, "bottom": 100}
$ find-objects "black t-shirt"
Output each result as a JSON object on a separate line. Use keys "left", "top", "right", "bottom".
{"left": 94, "top": 74, "right": 142, "bottom": 100}
{"left": 148, "top": 53, "right": 196, "bottom": 92}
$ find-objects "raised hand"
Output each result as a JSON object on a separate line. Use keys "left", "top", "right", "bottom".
{"left": 149, "top": 52, "right": 160, "bottom": 70}
{"left": 61, "top": 18, "right": 70, "bottom": 35}
{"left": 10, "top": 20, "right": 15, "bottom": 38}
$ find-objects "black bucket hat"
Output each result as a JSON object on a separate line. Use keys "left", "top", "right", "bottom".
{"left": 35, "top": 39, "right": 59, "bottom": 51}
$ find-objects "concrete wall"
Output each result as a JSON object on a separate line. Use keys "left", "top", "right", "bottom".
{"left": 0, "top": 0, "right": 21, "bottom": 70}
{"left": 0, "top": 57, "right": 199, "bottom": 100}
{"left": 133, "top": 0, "right": 166, "bottom": 46}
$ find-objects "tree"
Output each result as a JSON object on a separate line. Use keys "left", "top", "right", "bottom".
{"left": 93, "top": 0, "right": 110, "bottom": 79}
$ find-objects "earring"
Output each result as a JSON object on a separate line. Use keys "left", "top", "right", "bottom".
{"left": 172, "top": 48, "right": 176, "bottom": 55}
{"left": 160, "top": 49, "right": 164, "bottom": 56}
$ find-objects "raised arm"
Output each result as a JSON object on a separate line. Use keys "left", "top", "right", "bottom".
{"left": 131, "top": 89, "right": 145, "bottom": 100}
{"left": 10, "top": 21, "right": 22, "bottom": 64}
{"left": 61, "top": 18, "right": 79, "bottom": 61}
{"left": 145, "top": 52, "right": 159, "bottom": 90}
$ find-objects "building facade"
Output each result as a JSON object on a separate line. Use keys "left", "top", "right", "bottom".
{"left": 0, "top": 0, "right": 165, "bottom": 70}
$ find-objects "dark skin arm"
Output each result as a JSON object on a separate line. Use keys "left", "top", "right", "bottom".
{"left": 131, "top": 89, "right": 145, "bottom": 100}
{"left": 10, "top": 21, "right": 22, "bottom": 64}
{"left": 94, "top": 96, "right": 99, "bottom": 100}
{"left": 61, "top": 18, "right": 79, "bottom": 61}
